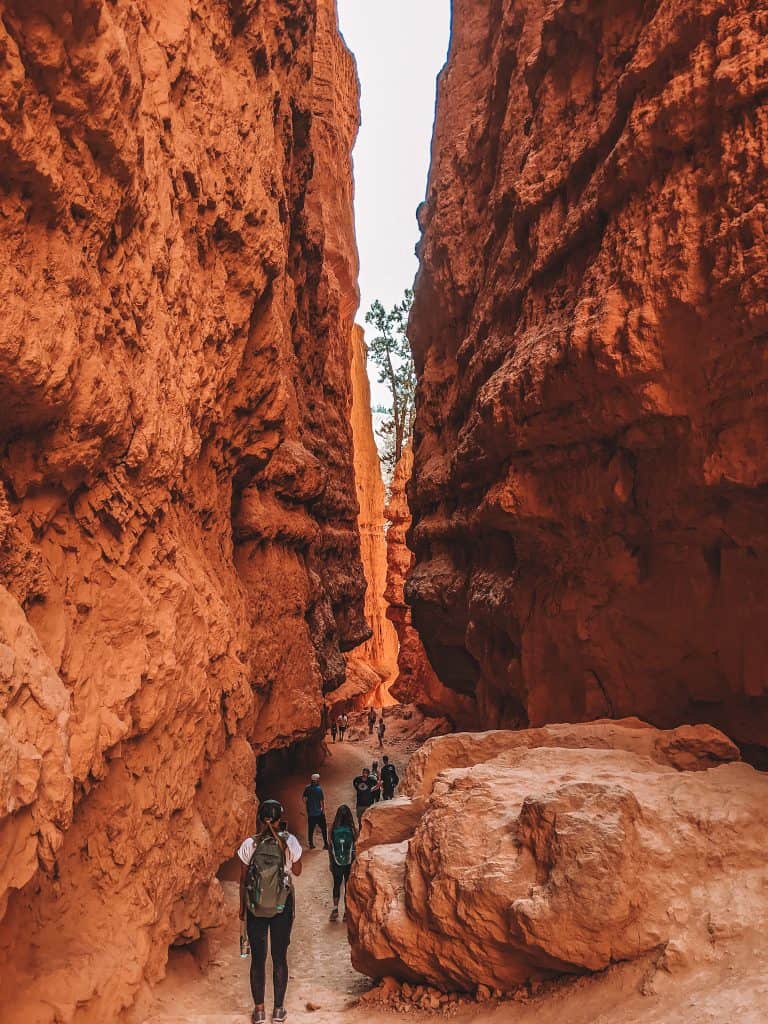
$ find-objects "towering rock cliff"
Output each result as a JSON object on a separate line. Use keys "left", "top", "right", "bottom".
{"left": 386, "top": 447, "right": 474, "bottom": 723}
{"left": 345, "top": 325, "right": 398, "bottom": 702}
{"left": 0, "top": 0, "right": 364, "bottom": 1019}
{"left": 408, "top": 0, "right": 768, "bottom": 755}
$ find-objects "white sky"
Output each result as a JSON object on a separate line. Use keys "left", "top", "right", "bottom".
{"left": 337, "top": 0, "right": 451, "bottom": 408}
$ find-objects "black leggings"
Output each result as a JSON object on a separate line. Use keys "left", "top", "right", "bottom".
{"left": 331, "top": 860, "right": 352, "bottom": 904}
{"left": 246, "top": 892, "right": 294, "bottom": 1007}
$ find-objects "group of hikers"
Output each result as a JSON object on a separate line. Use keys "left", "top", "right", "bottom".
{"left": 237, "top": 711, "right": 398, "bottom": 1023}
{"left": 330, "top": 706, "right": 386, "bottom": 747}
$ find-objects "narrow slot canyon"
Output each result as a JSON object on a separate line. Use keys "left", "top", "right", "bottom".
{"left": 1, "top": 1, "right": 767, "bottom": 1023}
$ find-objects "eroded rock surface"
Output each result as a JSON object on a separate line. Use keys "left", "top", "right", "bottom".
{"left": 343, "top": 325, "right": 399, "bottom": 704}
{"left": 347, "top": 720, "right": 766, "bottom": 994}
{"left": 385, "top": 447, "right": 474, "bottom": 724}
{"left": 408, "top": 0, "right": 768, "bottom": 753}
{"left": 0, "top": 0, "right": 364, "bottom": 1018}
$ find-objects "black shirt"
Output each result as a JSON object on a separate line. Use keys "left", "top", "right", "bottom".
{"left": 381, "top": 764, "right": 398, "bottom": 787}
{"left": 353, "top": 776, "right": 378, "bottom": 808}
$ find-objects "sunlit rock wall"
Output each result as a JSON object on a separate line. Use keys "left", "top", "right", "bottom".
{"left": 0, "top": 0, "right": 365, "bottom": 1018}
{"left": 408, "top": 0, "right": 768, "bottom": 755}
{"left": 347, "top": 324, "right": 398, "bottom": 699}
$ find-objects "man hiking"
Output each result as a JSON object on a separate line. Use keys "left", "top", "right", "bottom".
{"left": 381, "top": 755, "right": 399, "bottom": 800}
{"left": 352, "top": 766, "right": 380, "bottom": 825}
{"left": 376, "top": 716, "right": 386, "bottom": 749}
{"left": 302, "top": 772, "right": 328, "bottom": 849}
{"left": 367, "top": 706, "right": 376, "bottom": 735}
{"left": 330, "top": 718, "right": 338, "bottom": 743}
{"left": 328, "top": 804, "right": 357, "bottom": 922}
{"left": 238, "top": 798, "right": 302, "bottom": 1024}
{"left": 337, "top": 713, "right": 348, "bottom": 741}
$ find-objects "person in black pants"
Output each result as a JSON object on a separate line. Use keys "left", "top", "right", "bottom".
{"left": 238, "top": 799, "right": 303, "bottom": 1024}
{"left": 381, "top": 755, "right": 399, "bottom": 800}
{"left": 328, "top": 804, "right": 357, "bottom": 922}
{"left": 302, "top": 773, "right": 328, "bottom": 849}
{"left": 352, "top": 767, "right": 380, "bottom": 825}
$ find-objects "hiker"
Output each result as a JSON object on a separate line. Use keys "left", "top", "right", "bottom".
{"left": 337, "top": 712, "right": 348, "bottom": 741}
{"left": 376, "top": 716, "right": 386, "bottom": 749}
{"left": 381, "top": 755, "right": 399, "bottom": 800}
{"left": 238, "top": 799, "right": 302, "bottom": 1024}
{"left": 328, "top": 804, "right": 357, "bottom": 922}
{"left": 370, "top": 760, "right": 381, "bottom": 802}
{"left": 302, "top": 772, "right": 328, "bottom": 849}
{"left": 367, "top": 706, "right": 376, "bottom": 735}
{"left": 352, "top": 766, "right": 380, "bottom": 825}
{"left": 330, "top": 718, "right": 338, "bottom": 743}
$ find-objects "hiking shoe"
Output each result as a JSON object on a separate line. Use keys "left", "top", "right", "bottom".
{"left": 329, "top": 907, "right": 339, "bottom": 922}
{"left": 252, "top": 1011, "right": 266, "bottom": 1024}
{"left": 272, "top": 1009, "right": 287, "bottom": 1023}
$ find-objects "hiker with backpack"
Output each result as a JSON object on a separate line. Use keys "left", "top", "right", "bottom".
{"left": 238, "top": 799, "right": 303, "bottom": 1024}
{"left": 302, "top": 772, "right": 328, "bottom": 849}
{"left": 352, "top": 766, "right": 380, "bottom": 825}
{"left": 328, "top": 804, "right": 357, "bottom": 921}
{"left": 367, "top": 706, "right": 376, "bottom": 735}
{"left": 381, "top": 755, "right": 399, "bottom": 800}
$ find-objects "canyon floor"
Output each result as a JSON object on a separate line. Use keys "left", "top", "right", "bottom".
{"left": 140, "top": 724, "right": 767, "bottom": 1024}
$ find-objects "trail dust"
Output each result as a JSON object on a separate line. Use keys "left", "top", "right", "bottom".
{"left": 139, "top": 719, "right": 767, "bottom": 1024}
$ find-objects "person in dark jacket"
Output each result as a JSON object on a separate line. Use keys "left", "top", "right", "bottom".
{"left": 381, "top": 755, "right": 399, "bottom": 800}
{"left": 352, "top": 767, "right": 380, "bottom": 825}
{"left": 302, "top": 773, "right": 328, "bottom": 849}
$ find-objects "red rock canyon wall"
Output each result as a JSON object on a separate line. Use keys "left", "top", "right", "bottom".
{"left": 385, "top": 446, "right": 474, "bottom": 723}
{"left": 345, "top": 324, "right": 398, "bottom": 704}
{"left": 408, "top": 0, "right": 768, "bottom": 755}
{"left": 0, "top": 0, "right": 365, "bottom": 1019}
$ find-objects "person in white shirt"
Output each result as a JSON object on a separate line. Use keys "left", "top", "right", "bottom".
{"left": 239, "top": 799, "right": 303, "bottom": 1024}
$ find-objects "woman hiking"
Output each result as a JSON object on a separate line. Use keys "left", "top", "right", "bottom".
{"left": 239, "top": 799, "right": 303, "bottom": 1024}
{"left": 328, "top": 804, "right": 357, "bottom": 922}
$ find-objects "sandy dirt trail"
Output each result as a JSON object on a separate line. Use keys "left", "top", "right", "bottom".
{"left": 142, "top": 728, "right": 394, "bottom": 1024}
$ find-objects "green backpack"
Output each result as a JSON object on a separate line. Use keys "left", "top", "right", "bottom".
{"left": 245, "top": 834, "right": 291, "bottom": 918}
{"left": 331, "top": 825, "right": 355, "bottom": 867}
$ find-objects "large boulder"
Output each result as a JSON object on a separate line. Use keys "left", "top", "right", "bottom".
{"left": 347, "top": 719, "right": 766, "bottom": 992}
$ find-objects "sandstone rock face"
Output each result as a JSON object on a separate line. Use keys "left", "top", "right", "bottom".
{"left": 0, "top": 0, "right": 364, "bottom": 1019}
{"left": 347, "top": 720, "right": 766, "bottom": 993}
{"left": 346, "top": 325, "right": 398, "bottom": 698}
{"left": 408, "top": 0, "right": 768, "bottom": 754}
{"left": 385, "top": 447, "right": 475, "bottom": 723}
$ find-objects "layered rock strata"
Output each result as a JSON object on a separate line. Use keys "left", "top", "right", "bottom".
{"left": 408, "top": 0, "right": 768, "bottom": 753}
{"left": 347, "top": 719, "right": 767, "bottom": 994}
{"left": 385, "top": 447, "right": 474, "bottom": 723}
{"left": 345, "top": 325, "right": 399, "bottom": 706}
{"left": 0, "top": 0, "right": 364, "bottom": 1019}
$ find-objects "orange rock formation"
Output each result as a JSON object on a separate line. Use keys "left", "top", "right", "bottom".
{"left": 385, "top": 447, "right": 474, "bottom": 723}
{"left": 408, "top": 0, "right": 768, "bottom": 755}
{"left": 348, "top": 719, "right": 765, "bottom": 995}
{"left": 344, "top": 325, "right": 398, "bottom": 706}
{"left": 0, "top": 0, "right": 364, "bottom": 1019}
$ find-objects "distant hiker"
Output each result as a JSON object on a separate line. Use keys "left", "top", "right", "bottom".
{"left": 367, "top": 706, "right": 376, "bottom": 735}
{"left": 302, "top": 773, "right": 328, "bottom": 849}
{"left": 330, "top": 719, "right": 338, "bottom": 743}
{"left": 328, "top": 804, "right": 357, "bottom": 922}
{"left": 370, "top": 760, "right": 381, "bottom": 802}
{"left": 381, "top": 755, "right": 399, "bottom": 800}
{"left": 239, "top": 798, "right": 302, "bottom": 1024}
{"left": 337, "top": 713, "right": 348, "bottom": 741}
{"left": 376, "top": 716, "right": 386, "bottom": 749}
{"left": 352, "top": 767, "right": 380, "bottom": 825}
